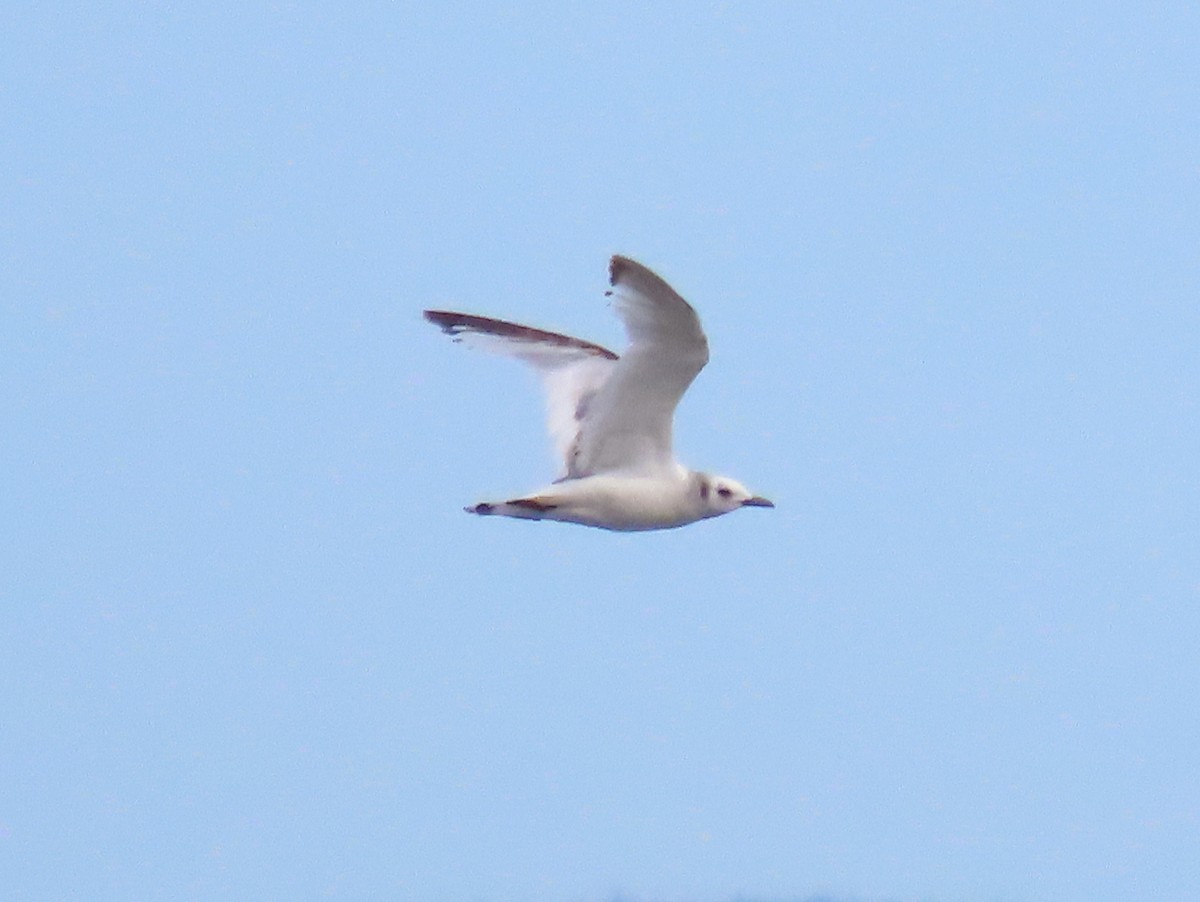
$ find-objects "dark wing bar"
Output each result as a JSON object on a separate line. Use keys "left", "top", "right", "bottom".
{"left": 423, "top": 310, "right": 618, "bottom": 360}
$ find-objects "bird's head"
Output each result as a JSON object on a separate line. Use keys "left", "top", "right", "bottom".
{"left": 695, "top": 474, "right": 774, "bottom": 518}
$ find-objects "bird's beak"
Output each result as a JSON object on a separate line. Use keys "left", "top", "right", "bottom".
{"left": 742, "top": 496, "right": 775, "bottom": 508}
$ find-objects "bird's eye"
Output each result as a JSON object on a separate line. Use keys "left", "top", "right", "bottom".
{"left": 717, "top": 486, "right": 732, "bottom": 499}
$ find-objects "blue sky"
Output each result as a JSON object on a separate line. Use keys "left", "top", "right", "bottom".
{"left": 3, "top": 3, "right": 1198, "bottom": 900}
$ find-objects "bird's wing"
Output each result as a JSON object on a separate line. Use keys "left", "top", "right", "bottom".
{"left": 571, "top": 256, "right": 709, "bottom": 477}
{"left": 423, "top": 310, "right": 619, "bottom": 478}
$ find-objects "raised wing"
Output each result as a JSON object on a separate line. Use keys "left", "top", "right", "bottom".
{"left": 423, "top": 310, "right": 618, "bottom": 477}
{"left": 571, "top": 256, "right": 709, "bottom": 477}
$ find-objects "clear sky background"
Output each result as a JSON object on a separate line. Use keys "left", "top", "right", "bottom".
{"left": 4, "top": 4, "right": 1198, "bottom": 901}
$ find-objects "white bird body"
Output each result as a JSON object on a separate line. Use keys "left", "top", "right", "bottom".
{"left": 472, "top": 470, "right": 708, "bottom": 532}
{"left": 424, "top": 256, "right": 773, "bottom": 531}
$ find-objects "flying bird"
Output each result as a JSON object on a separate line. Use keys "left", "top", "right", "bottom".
{"left": 424, "top": 255, "right": 773, "bottom": 531}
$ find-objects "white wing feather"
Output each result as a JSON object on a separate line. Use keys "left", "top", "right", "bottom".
{"left": 571, "top": 256, "right": 709, "bottom": 476}
{"left": 424, "top": 255, "right": 708, "bottom": 480}
{"left": 422, "top": 310, "right": 618, "bottom": 477}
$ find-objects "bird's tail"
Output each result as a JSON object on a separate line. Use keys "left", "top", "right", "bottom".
{"left": 465, "top": 496, "right": 559, "bottom": 521}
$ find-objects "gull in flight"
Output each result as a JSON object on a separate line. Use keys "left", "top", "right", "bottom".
{"left": 424, "top": 255, "right": 773, "bottom": 531}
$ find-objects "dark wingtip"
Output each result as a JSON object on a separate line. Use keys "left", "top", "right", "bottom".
{"left": 423, "top": 309, "right": 465, "bottom": 335}
{"left": 609, "top": 254, "right": 636, "bottom": 287}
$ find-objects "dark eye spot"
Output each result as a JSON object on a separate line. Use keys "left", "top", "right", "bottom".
{"left": 717, "top": 486, "right": 732, "bottom": 499}
{"left": 700, "top": 480, "right": 710, "bottom": 501}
